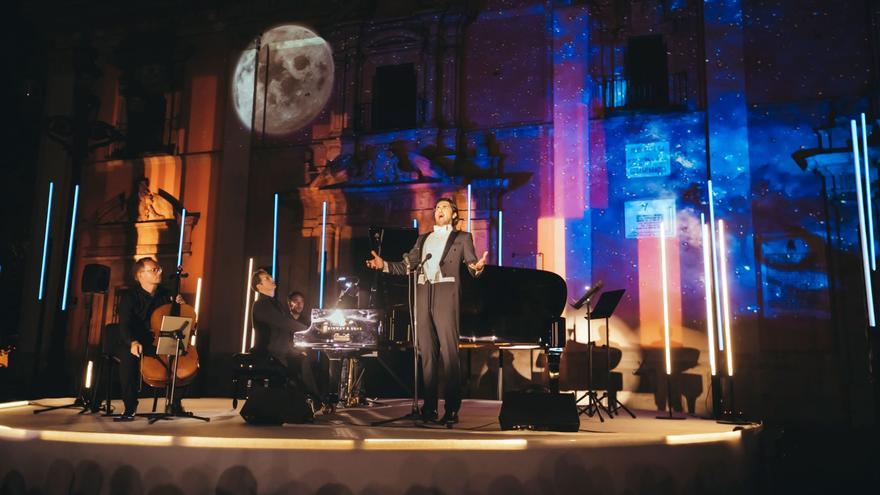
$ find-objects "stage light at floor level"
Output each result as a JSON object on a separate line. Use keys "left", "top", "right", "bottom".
{"left": 84, "top": 361, "right": 93, "bottom": 389}
{"left": 0, "top": 401, "right": 30, "bottom": 410}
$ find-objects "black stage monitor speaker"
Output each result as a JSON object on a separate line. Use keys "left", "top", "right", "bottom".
{"left": 240, "top": 385, "right": 313, "bottom": 426}
{"left": 499, "top": 392, "right": 580, "bottom": 432}
{"left": 82, "top": 264, "right": 110, "bottom": 294}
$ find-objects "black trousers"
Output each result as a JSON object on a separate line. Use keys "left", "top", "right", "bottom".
{"left": 415, "top": 282, "right": 461, "bottom": 413}
{"left": 114, "top": 340, "right": 185, "bottom": 413}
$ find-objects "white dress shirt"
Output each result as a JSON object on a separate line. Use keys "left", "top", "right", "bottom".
{"left": 421, "top": 224, "right": 454, "bottom": 284}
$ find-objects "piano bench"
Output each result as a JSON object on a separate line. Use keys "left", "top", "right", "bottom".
{"left": 231, "top": 353, "right": 287, "bottom": 409}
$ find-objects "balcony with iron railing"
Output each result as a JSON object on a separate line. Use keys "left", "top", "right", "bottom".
{"left": 594, "top": 72, "right": 698, "bottom": 117}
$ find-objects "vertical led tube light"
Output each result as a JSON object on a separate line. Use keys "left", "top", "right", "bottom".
{"left": 717, "top": 220, "right": 734, "bottom": 376}
{"left": 497, "top": 210, "right": 503, "bottom": 267}
{"left": 467, "top": 184, "right": 472, "bottom": 232}
{"left": 60, "top": 185, "right": 80, "bottom": 311}
{"left": 861, "top": 113, "right": 876, "bottom": 271}
{"left": 241, "top": 257, "right": 254, "bottom": 353}
{"left": 660, "top": 221, "right": 672, "bottom": 376}
{"left": 84, "top": 361, "right": 93, "bottom": 389}
{"left": 707, "top": 180, "right": 724, "bottom": 349}
{"left": 851, "top": 120, "right": 876, "bottom": 327}
{"left": 176, "top": 208, "right": 187, "bottom": 268}
{"left": 319, "top": 201, "right": 327, "bottom": 309}
{"left": 272, "top": 193, "right": 279, "bottom": 279}
{"left": 700, "top": 214, "right": 717, "bottom": 376}
{"left": 413, "top": 218, "right": 418, "bottom": 229}
{"left": 38, "top": 182, "right": 54, "bottom": 300}
{"left": 250, "top": 290, "right": 258, "bottom": 348}
{"left": 192, "top": 277, "right": 202, "bottom": 346}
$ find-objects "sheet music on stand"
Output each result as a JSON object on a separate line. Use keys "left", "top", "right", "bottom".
{"left": 157, "top": 316, "right": 193, "bottom": 355}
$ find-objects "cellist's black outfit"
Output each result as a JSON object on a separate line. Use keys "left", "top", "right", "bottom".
{"left": 114, "top": 285, "right": 184, "bottom": 416}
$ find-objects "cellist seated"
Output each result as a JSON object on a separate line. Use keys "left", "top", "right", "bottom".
{"left": 113, "top": 257, "right": 187, "bottom": 421}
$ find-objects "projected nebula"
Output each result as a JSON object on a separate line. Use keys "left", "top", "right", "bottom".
{"left": 232, "top": 24, "right": 334, "bottom": 135}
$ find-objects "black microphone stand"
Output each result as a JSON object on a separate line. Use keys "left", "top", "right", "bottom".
{"left": 372, "top": 254, "right": 431, "bottom": 426}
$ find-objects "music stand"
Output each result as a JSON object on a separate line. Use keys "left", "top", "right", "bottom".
{"left": 141, "top": 316, "right": 209, "bottom": 424}
{"left": 584, "top": 289, "right": 635, "bottom": 419}
{"left": 570, "top": 284, "right": 611, "bottom": 422}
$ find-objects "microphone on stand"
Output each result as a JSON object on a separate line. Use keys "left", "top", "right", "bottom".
{"left": 411, "top": 253, "right": 432, "bottom": 272}
{"left": 572, "top": 280, "right": 604, "bottom": 309}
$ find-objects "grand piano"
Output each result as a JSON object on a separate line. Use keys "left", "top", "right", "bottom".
{"left": 293, "top": 226, "right": 568, "bottom": 402}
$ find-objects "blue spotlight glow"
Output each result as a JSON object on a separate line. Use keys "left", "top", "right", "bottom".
{"left": 413, "top": 218, "right": 418, "bottom": 229}
{"left": 272, "top": 193, "right": 279, "bottom": 279}
{"left": 319, "top": 201, "right": 327, "bottom": 309}
{"left": 851, "top": 119, "right": 876, "bottom": 326}
{"left": 176, "top": 208, "right": 187, "bottom": 268}
{"left": 61, "top": 185, "right": 80, "bottom": 311}
{"left": 38, "top": 182, "right": 54, "bottom": 300}
{"left": 861, "top": 113, "right": 875, "bottom": 271}
{"left": 497, "top": 210, "right": 503, "bottom": 267}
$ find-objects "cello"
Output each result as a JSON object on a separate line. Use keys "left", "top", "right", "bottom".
{"left": 141, "top": 266, "right": 200, "bottom": 388}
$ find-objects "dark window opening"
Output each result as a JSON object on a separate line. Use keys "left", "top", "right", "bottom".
{"left": 371, "top": 63, "right": 417, "bottom": 131}
{"left": 624, "top": 35, "right": 669, "bottom": 109}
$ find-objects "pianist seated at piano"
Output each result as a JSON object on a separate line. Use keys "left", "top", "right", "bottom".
{"left": 251, "top": 269, "right": 325, "bottom": 408}
{"left": 366, "top": 198, "right": 488, "bottom": 425}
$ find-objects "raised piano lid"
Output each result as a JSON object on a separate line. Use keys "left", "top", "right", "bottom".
{"left": 458, "top": 264, "right": 567, "bottom": 345}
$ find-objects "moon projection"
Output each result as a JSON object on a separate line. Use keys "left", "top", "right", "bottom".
{"left": 232, "top": 24, "right": 334, "bottom": 135}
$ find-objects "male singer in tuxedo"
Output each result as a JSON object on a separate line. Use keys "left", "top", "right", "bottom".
{"left": 366, "top": 198, "right": 487, "bottom": 425}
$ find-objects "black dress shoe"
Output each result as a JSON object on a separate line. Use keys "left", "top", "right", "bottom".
{"left": 113, "top": 411, "right": 136, "bottom": 422}
{"left": 420, "top": 407, "right": 438, "bottom": 422}
{"left": 440, "top": 410, "right": 459, "bottom": 425}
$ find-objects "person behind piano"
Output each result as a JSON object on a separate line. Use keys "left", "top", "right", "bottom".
{"left": 251, "top": 269, "right": 324, "bottom": 408}
{"left": 366, "top": 198, "right": 488, "bottom": 425}
{"left": 287, "top": 290, "right": 310, "bottom": 327}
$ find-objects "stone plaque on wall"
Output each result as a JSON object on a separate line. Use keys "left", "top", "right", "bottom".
{"left": 624, "top": 198, "right": 676, "bottom": 239}
{"left": 625, "top": 141, "right": 670, "bottom": 178}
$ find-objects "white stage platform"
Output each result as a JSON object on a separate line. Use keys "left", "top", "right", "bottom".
{"left": 0, "top": 398, "right": 762, "bottom": 494}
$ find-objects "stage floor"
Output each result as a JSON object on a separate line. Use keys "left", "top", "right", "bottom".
{"left": 0, "top": 398, "right": 762, "bottom": 494}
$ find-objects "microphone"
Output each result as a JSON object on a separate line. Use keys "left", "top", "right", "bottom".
{"left": 572, "top": 280, "right": 604, "bottom": 309}
{"left": 411, "top": 253, "right": 432, "bottom": 272}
